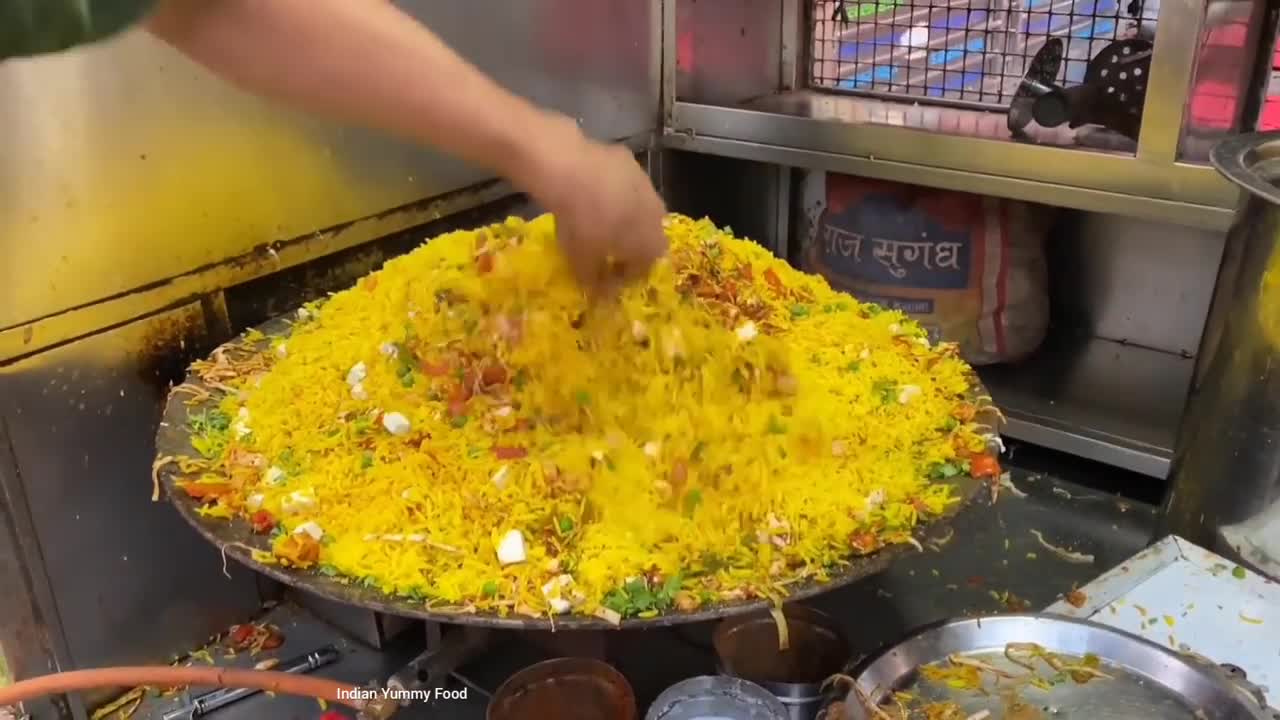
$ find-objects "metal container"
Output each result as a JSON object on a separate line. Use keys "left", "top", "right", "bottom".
{"left": 487, "top": 657, "right": 636, "bottom": 720}
{"left": 713, "top": 606, "right": 849, "bottom": 720}
{"left": 1156, "top": 131, "right": 1280, "bottom": 581}
{"left": 646, "top": 676, "right": 789, "bottom": 720}
{"left": 838, "top": 614, "right": 1270, "bottom": 720}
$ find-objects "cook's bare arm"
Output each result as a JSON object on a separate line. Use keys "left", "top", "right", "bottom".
{"left": 147, "top": 0, "right": 668, "bottom": 293}
{"left": 147, "top": 0, "right": 564, "bottom": 193}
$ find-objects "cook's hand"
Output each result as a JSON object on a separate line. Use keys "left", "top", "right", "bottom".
{"left": 518, "top": 114, "right": 668, "bottom": 297}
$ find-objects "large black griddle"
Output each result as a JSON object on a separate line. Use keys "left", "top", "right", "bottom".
{"left": 156, "top": 316, "right": 997, "bottom": 630}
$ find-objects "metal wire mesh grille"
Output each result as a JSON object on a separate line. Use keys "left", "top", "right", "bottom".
{"left": 810, "top": 0, "right": 1154, "bottom": 107}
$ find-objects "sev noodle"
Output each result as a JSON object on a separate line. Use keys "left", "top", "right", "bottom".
{"left": 173, "top": 213, "right": 998, "bottom": 619}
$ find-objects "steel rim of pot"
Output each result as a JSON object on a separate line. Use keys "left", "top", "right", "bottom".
{"left": 712, "top": 605, "right": 850, "bottom": 702}
{"left": 1211, "top": 131, "right": 1280, "bottom": 205}
{"left": 645, "top": 675, "right": 790, "bottom": 720}
{"left": 486, "top": 657, "right": 636, "bottom": 720}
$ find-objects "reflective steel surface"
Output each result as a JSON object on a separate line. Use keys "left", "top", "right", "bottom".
{"left": 664, "top": 0, "right": 1280, "bottom": 227}
{"left": 646, "top": 676, "right": 789, "bottom": 720}
{"left": 0, "top": 0, "right": 660, "bottom": 331}
{"left": 669, "top": 97, "right": 1237, "bottom": 217}
{"left": 844, "top": 614, "right": 1270, "bottom": 720}
{"left": 714, "top": 606, "right": 849, "bottom": 720}
{"left": 0, "top": 305, "right": 263, "bottom": 708}
{"left": 1158, "top": 131, "right": 1280, "bottom": 580}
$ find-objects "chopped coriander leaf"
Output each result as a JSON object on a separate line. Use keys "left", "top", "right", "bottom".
{"left": 450, "top": 415, "right": 469, "bottom": 428}
{"left": 189, "top": 408, "right": 231, "bottom": 434}
{"left": 278, "top": 449, "right": 304, "bottom": 475}
{"left": 872, "top": 380, "right": 896, "bottom": 405}
{"left": 767, "top": 416, "right": 787, "bottom": 434}
{"left": 930, "top": 462, "right": 961, "bottom": 480}
{"left": 682, "top": 488, "right": 703, "bottom": 517}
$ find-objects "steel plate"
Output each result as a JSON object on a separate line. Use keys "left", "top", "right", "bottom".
{"left": 840, "top": 614, "right": 1271, "bottom": 720}
{"left": 155, "top": 317, "right": 998, "bottom": 630}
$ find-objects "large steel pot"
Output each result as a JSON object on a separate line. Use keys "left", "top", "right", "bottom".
{"left": 1156, "top": 131, "right": 1280, "bottom": 580}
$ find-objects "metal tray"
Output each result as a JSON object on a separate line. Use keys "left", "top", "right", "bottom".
{"left": 840, "top": 614, "right": 1271, "bottom": 720}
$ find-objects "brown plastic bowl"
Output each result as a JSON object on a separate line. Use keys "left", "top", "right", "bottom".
{"left": 487, "top": 657, "right": 636, "bottom": 720}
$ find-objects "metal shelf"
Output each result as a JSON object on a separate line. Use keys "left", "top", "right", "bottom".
{"left": 663, "top": 94, "right": 1238, "bottom": 231}
{"left": 977, "top": 333, "right": 1192, "bottom": 478}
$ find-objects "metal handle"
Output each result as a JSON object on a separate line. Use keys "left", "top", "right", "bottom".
{"left": 161, "top": 645, "right": 341, "bottom": 720}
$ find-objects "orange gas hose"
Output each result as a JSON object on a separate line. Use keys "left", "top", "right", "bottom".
{"left": 0, "top": 666, "right": 377, "bottom": 713}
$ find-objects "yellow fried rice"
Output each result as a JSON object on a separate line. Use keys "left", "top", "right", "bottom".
{"left": 173, "top": 213, "right": 998, "bottom": 621}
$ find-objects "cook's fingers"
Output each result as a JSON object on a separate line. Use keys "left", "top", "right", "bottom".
{"left": 617, "top": 226, "right": 668, "bottom": 282}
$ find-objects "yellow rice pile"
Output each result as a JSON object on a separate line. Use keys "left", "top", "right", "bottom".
{"left": 174, "top": 213, "right": 996, "bottom": 621}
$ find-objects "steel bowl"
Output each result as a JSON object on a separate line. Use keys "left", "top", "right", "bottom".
{"left": 714, "top": 606, "right": 850, "bottom": 720}
{"left": 646, "top": 676, "right": 789, "bottom": 720}
{"left": 487, "top": 657, "right": 635, "bottom": 720}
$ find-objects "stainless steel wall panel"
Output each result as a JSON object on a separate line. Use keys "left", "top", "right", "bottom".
{"left": 675, "top": 0, "right": 783, "bottom": 105}
{"left": 0, "top": 0, "right": 660, "bottom": 331}
{"left": 1048, "top": 213, "right": 1226, "bottom": 355}
{"left": 0, "top": 304, "right": 261, "bottom": 699}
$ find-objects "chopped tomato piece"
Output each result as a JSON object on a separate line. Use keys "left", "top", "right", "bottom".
{"left": 250, "top": 510, "right": 277, "bottom": 534}
{"left": 421, "top": 361, "right": 452, "bottom": 377}
{"left": 849, "top": 531, "right": 879, "bottom": 554}
{"left": 951, "top": 403, "right": 977, "bottom": 422}
{"left": 448, "top": 379, "right": 474, "bottom": 404}
{"left": 177, "top": 481, "right": 233, "bottom": 502}
{"left": 671, "top": 459, "right": 689, "bottom": 487}
{"left": 273, "top": 534, "right": 320, "bottom": 568}
{"left": 969, "top": 454, "right": 1001, "bottom": 479}
{"left": 229, "top": 620, "right": 253, "bottom": 640}
{"left": 447, "top": 399, "right": 468, "bottom": 419}
{"left": 763, "top": 268, "right": 785, "bottom": 293}
{"left": 480, "top": 364, "right": 508, "bottom": 387}
{"left": 476, "top": 252, "right": 494, "bottom": 274}
{"left": 493, "top": 446, "right": 528, "bottom": 460}
{"left": 911, "top": 498, "right": 930, "bottom": 514}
